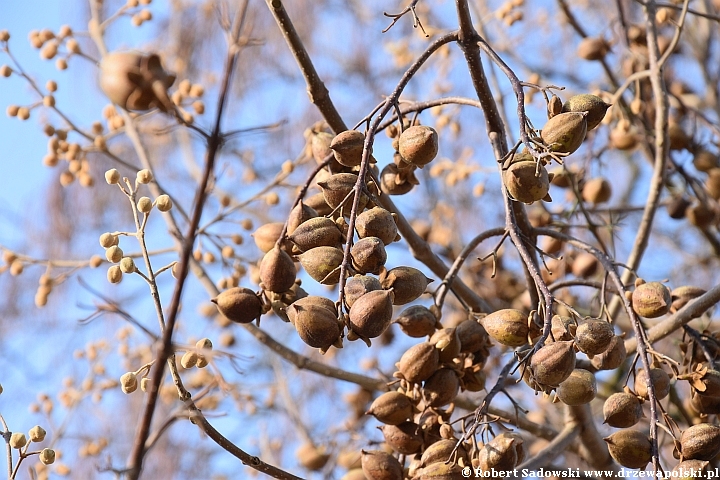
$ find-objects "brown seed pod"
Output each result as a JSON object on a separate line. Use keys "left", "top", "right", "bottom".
{"left": 286, "top": 294, "right": 333, "bottom": 322}
{"left": 691, "top": 390, "right": 720, "bottom": 415}
{"left": 419, "top": 438, "right": 468, "bottom": 467}
{"left": 577, "top": 36, "right": 610, "bottom": 60}
{"left": 680, "top": 423, "right": 720, "bottom": 460}
{"left": 330, "top": 130, "right": 366, "bottom": 167}
{"left": 669, "top": 122, "right": 692, "bottom": 151}
{"left": 430, "top": 328, "right": 461, "bottom": 363}
{"left": 481, "top": 309, "right": 529, "bottom": 347}
{"left": 394, "top": 305, "right": 438, "bottom": 338}
{"left": 671, "top": 285, "right": 707, "bottom": 313}
{"left": 379, "top": 163, "right": 415, "bottom": 196}
{"left": 252, "top": 222, "right": 285, "bottom": 253}
{"left": 477, "top": 432, "right": 525, "bottom": 470}
{"left": 289, "top": 302, "right": 341, "bottom": 350}
{"left": 686, "top": 203, "right": 716, "bottom": 228}
{"left": 550, "top": 315, "right": 576, "bottom": 342}
{"left": 345, "top": 275, "right": 382, "bottom": 308}
{"left": 685, "top": 364, "right": 720, "bottom": 397}
{"left": 287, "top": 201, "right": 318, "bottom": 236}
{"left": 310, "top": 131, "right": 334, "bottom": 164}
{"left": 380, "top": 422, "right": 423, "bottom": 454}
{"left": 540, "top": 112, "right": 588, "bottom": 154}
{"left": 561, "top": 94, "right": 611, "bottom": 131}
{"left": 381, "top": 267, "right": 433, "bottom": 305}
{"left": 456, "top": 319, "right": 490, "bottom": 353}
{"left": 581, "top": 177, "right": 612, "bottom": 204}
{"left": 635, "top": 368, "right": 671, "bottom": 400}
{"left": 361, "top": 450, "right": 403, "bottom": 480}
{"left": 670, "top": 460, "right": 710, "bottom": 478}
{"left": 556, "top": 369, "right": 597, "bottom": 406}
{"left": 304, "top": 191, "right": 333, "bottom": 216}
{"left": 356, "top": 207, "right": 398, "bottom": 245}
{"left": 351, "top": 237, "right": 387, "bottom": 275}
{"left": 632, "top": 281, "right": 671, "bottom": 318}
{"left": 574, "top": 319, "right": 614, "bottom": 356}
{"left": 398, "top": 125, "right": 439, "bottom": 168}
{"left": 693, "top": 149, "right": 719, "bottom": 172}
{"left": 530, "top": 341, "right": 576, "bottom": 387}
{"left": 667, "top": 196, "right": 691, "bottom": 220}
{"left": 603, "top": 392, "right": 644, "bottom": 428}
{"left": 503, "top": 161, "right": 551, "bottom": 204}
{"left": 395, "top": 342, "right": 440, "bottom": 383}
{"left": 348, "top": 289, "right": 395, "bottom": 339}
{"left": 260, "top": 246, "right": 296, "bottom": 293}
{"left": 610, "top": 124, "right": 639, "bottom": 150}
{"left": 288, "top": 217, "right": 342, "bottom": 252}
{"left": 99, "top": 51, "right": 175, "bottom": 112}
{"left": 367, "top": 391, "right": 414, "bottom": 425}
{"left": 414, "top": 461, "right": 464, "bottom": 479}
{"left": 296, "top": 442, "right": 330, "bottom": 471}
{"left": 591, "top": 335, "right": 627, "bottom": 370}
{"left": 318, "top": 173, "right": 369, "bottom": 213}
{"left": 298, "top": 246, "right": 345, "bottom": 285}
{"left": 604, "top": 430, "right": 652, "bottom": 469}
{"left": 571, "top": 252, "right": 599, "bottom": 278}
{"left": 547, "top": 94, "right": 563, "bottom": 119}
{"left": 211, "top": 287, "right": 262, "bottom": 324}
{"left": 422, "top": 368, "right": 460, "bottom": 407}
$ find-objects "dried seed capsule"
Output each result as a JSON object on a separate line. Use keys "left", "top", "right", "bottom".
{"left": 288, "top": 217, "right": 342, "bottom": 252}
{"left": 380, "top": 163, "right": 415, "bottom": 195}
{"left": 691, "top": 390, "right": 720, "bottom": 415}
{"left": 591, "top": 335, "right": 627, "bottom": 370}
{"left": 212, "top": 287, "right": 263, "bottom": 324}
{"left": 351, "top": 237, "right": 387, "bottom": 275}
{"left": 430, "top": 328, "right": 461, "bottom": 363}
{"left": 304, "top": 191, "right": 333, "bottom": 216}
{"left": 478, "top": 432, "right": 524, "bottom": 470}
{"left": 422, "top": 368, "right": 460, "bottom": 407}
{"left": 693, "top": 149, "right": 719, "bottom": 172}
{"left": 395, "top": 342, "right": 439, "bottom": 383}
{"left": 503, "top": 160, "right": 551, "bottom": 204}
{"left": 610, "top": 124, "right": 639, "bottom": 150}
{"left": 99, "top": 51, "right": 175, "bottom": 112}
{"left": 29, "top": 425, "right": 47, "bottom": 442}
{"left": 530, "top": 341, "right": 576, "bottom": 387}
{"left": 667, "top": 196, "right": 691, "bottom": 219}
{"left": 670, "top": 460, "right": 710, "bottom": 478}
{"left": 39, "top": 448, "right": 56, "bottom": 465}
{"left": 260, "top": 246, "right": 296, "bottom": 292}
{"left": 686, "top": 364, "right": 720, "bottom": 397}
{"left": 380, "top": 266, "right": 432, "bottom": 305}
{"left": 603, "top": 392, "right": 643, "bottom": 428}
{"left": 686, "top": 203, "right": 716, "bottom": 228}
{"left": 287, "top": 295, "right": 335, "bottom": 324}
{"left": 680, "top": 423, "right": 720, "bottom": 460}
{"left": 556, "top": 369, "right": 597, "bottom": 405}
{"left": 577, "top": 36, "right": 610, "bottom": 60}
{"left": 398, "top": 125, "right": 439, "bottom": 168}
{"left": 120, "top": 372, "right": 138, "bottom": 393}
{"left": 574, "top": 319, "right": 614, "bottom": 356}
{"left": 604, "top": 430, "right": 652, "bottom": 469}
{"left": 668, "top": 122, "right": 691, "bottom": 151}
{"left": 550, "top": 315, "right": 576, "bottom": 342}
{"left": 298, "top": 246, "right": 344, "bottom": 285}
{"left": 252, "top": 222, "right": 284, "bottom": 253}
{"left": 380, "top": 422, "right": 423, "bottom": 454}
{"left": 671, "top": 285, "right": 706, "bottom": 313}
{"left": 561, "top": 94, "right": 611, "bottom": 131}
{"left": 286, "top": 201, "right": 317, "bottom": 236}
{"left": 420, "top": 438, "right": 468, "bottom": 467}
{"left": 541, "top": 112, "right": 588, "bottom": 154}
{"left": 295, "top": 442, "right": 330, "bottom": 471}
{"left": 632, "top": 281, "right": 671, "bottom": 318}
{"left": 356, "top": 207, "right": 398, "bottom": 245}
{"left": 345, "top": 275, "right": 382, "bottom": 308}
{"left": 635, "top": 368, "right": 671, "bottom": 400}
{"left": 330, "top": 130, "right": 366, "bottom": 167}
{"left": 361, "top": 450, "right": 403, "bottom": 480}
{"left": 291, "top": 302, "right": 341, "bottom": 350}
{"left": 318, "top": 173, "right": 369, "bottom": 213}
{"left": 367, "top": 391, "right": 414, "bottom": 425}
{"left": 481, "top": 309, "right": 529, "bottom": 347}
{"left": 310, "top": 131, "right": 336, "bottom": 166}
{"left": 581, "top": 177, "right": 612, "bottom": 204}
{"left": 394, "top": 305, "right": 438, "bottom": 338}
{"left": 456, "top": 319, "right": 489, "bottom": 353}
{"left": 348, "top": 289, "right": 395, "bottom": 339}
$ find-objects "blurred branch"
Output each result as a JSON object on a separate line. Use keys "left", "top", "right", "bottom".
{"left": 516, "top": 416, "right": 580, "bottom": 470}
